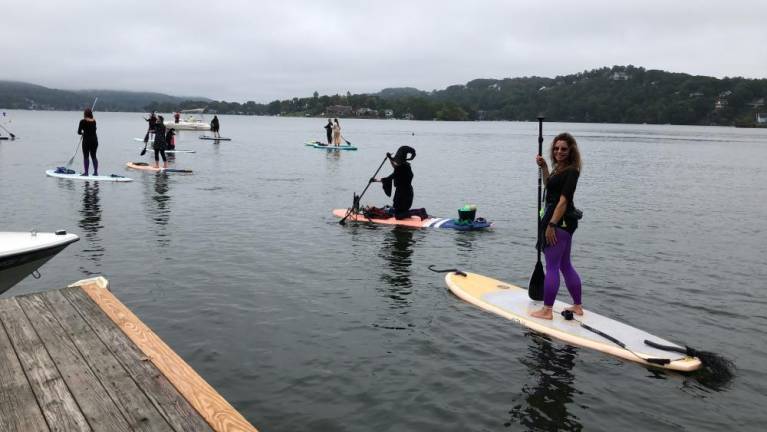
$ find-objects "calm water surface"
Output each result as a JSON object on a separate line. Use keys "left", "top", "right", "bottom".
{"left": 1, "top": 111, "right": 766, "bottom": 431}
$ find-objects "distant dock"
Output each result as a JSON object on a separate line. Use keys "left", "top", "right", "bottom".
{"left": 0, "top": 277, "right": 258, "bottom": 432}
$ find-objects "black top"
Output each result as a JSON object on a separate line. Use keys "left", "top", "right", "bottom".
{"left": 545, "top": 167, "right": 578, "bottom": 207}
{"left": 210, "top": 117, "right": 219, "bottom": 128}
{"left": 77, "top": 119, "right": 98, "bottom": 146}
{"left": 542, "top": 166, "right": 579, "bottom": 234}
{"left": 153, "top": 122, "right": 167, "bottom": 150}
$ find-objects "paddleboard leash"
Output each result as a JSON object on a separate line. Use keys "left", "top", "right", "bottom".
{"left": 427, "top": 265, "right": 466, "bottom": 276}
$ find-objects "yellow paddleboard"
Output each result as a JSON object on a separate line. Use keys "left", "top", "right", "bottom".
{"left": 445, "top": 271, "right": 701, "bottom": 372}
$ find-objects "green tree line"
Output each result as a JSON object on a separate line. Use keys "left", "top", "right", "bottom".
{"left": 3, "top": 66, "right": 766, "bottom": 125}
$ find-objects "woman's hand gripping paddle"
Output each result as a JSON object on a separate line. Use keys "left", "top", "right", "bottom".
{"left": 339, "top": 153, "right": 390, "bottom": 225}
{"left": 528, "top": 117, "right": 545, "bottom": 300}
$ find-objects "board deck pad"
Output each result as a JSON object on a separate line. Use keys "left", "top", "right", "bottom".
{"left": 46, "top": 169, "right": 133, "bottom": 182}
{"left": 332, "top": 209, "right": 491, "bottom": 230}
{"left": 445, "top": 271, "right": 701, "bottom": 371}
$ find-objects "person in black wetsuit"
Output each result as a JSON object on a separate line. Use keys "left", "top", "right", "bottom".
{"left": 77, "top": 108, "right": 98, "bottom": 176}
{"left": 153, "top": 116, "right": 168, "bottom": 169}
{"left": 371, "top": 146, "right": 427, "bottom": 219}
{"left": 324, "top": 119, "right": 333, "bottom": 145}
{"left": 210, "top": 115, "right": 220, "bottom": 138}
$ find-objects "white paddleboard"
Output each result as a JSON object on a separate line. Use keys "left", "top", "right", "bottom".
{"left": 444, "top": 271, "right": 702, "bottom": 371}
{"left": 46, "top": 169, "right": 133, "bottom": 182}
{"left": 199, "top": 135, "right": 231, "bottom": 141}
{"left": 126, "top": 162, "right": 192, "bottom": 173}
{"left": 135, "top": 147, "right": 195, "bottom": 154}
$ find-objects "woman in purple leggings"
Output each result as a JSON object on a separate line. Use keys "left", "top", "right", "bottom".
{"left": 531, "top": 132, "right": 582, "bottom": 320}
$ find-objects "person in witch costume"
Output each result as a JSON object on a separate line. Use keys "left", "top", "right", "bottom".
{"left": 531, "top": 132, "right": 583, "bottom": 320}
{"left": 371, "top": 146, "right": 428, "bottom": 220}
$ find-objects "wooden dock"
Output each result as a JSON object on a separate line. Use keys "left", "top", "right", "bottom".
{"left": 0, "top": 277, "right": 258, "bottom": 432}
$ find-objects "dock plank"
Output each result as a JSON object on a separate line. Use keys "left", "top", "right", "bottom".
{"left": 78, "top": 280, "right": 259, "bottom": 432}
{"left": 14, "top": 293, "right": 133, "bottom": 432}
{"left": 29, "top": 290, "right": 177, "bottom": 432}
{"left": 61, "top": 286, "right": 214, "bottom": 432}
{"left": 0, "top": 296, "right": 91, "bottom": 432}
{"left": 0, "top": 318, "right": 50, "bottom": 432}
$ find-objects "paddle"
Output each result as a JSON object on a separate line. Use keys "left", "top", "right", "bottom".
{"left": 0, "top": 123, "right": 15, "bottom": 139}
{"left": 339, "top": 153, "right": 390, "bottom": 225}
{"left": 140, "top": 139, "right": 148, "bottom": 156}
{"left": 341, "top": 135, "right": 352, "bottom": 145}
{"left": 528, "top": 116, "right": 545, "bottom": 300}
{"left": 66, "top": 97, "right": 98, "bottom": 167}
{"left": 643, "top": 339, "right": 735, "bottom": 380}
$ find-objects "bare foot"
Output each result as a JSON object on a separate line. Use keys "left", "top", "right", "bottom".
{"left": 530, "top": 307, "right": 553, "bottom": 320}
{"left": 565, "top": 305, "right": 584, "bottom": 315}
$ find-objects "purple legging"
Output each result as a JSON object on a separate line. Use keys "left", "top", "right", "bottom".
{"left": 543, "top": 228, "right": 582, "bottom": 307}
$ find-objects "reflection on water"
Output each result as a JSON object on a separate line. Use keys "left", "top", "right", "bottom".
{"left": 144, "top": 173, "right": 171, "bottom": 247}
{"left": 77, "top": 181, "right": 104, "bottom": 274}
{"left": 378, "top": 228, "right": 415, "bottom": 306}
{"left": 507, "top": 334, "right": 582, "bottom": 431}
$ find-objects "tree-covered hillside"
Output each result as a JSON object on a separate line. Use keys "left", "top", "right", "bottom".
{"left": 3, "top": 66, "right": 766, "bottom": 125}
{"left": 0, "top": 81, "right": 207, "bottom": 111}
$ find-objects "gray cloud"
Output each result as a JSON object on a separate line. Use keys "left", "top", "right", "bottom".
{"left": 3, "top": 0, "right": 765, "bottom": 102}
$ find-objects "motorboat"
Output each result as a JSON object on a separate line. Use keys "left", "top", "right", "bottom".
{"left": 164, "top": 108, "right": 211, "bottom": 131}
{"left": 0, "top": 230, "right": 79, "bottom": 295}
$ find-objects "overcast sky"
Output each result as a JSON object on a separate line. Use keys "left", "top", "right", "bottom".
{"left": 2, "top": 0, "right": 765, "bottom": 102}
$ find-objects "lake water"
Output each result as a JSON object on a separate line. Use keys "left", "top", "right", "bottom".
{"left": 2, "top": 111, "right": 766, "bottom": 431}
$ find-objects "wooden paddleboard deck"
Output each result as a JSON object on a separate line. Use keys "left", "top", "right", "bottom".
{"left": 445, "top": 271, "right": 702, "bottom": 372}
{"left": 332, "top": 208, "right": 491, "bottom": 230}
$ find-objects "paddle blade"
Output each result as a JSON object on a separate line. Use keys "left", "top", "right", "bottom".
{"left": 140, "top": 147, "right": 147, "bottom": 156}
{"left": 528, "top": 261, "right": 545, "bottom": 300}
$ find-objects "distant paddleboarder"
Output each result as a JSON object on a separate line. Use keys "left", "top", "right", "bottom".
{"left": 153, "top": 116, "right": 168, "bottom": 169}
{"left": 144, "top": 111, "right": 157, "bottom": 143}
{"left": 210, "top": 115, "right": 220, "bottom": 138}
{"left": 324, "top": 119, "right": 333, "bottom": 145}
{"left": 77, "top": 108, "right": 99, "bottom": 176}
{"left": 531, "top": 132, "right": 583, "bottom": 320}
{"left": 166, "top": 128, "right": 176, "bottom": 150}
{"left": 332, "top": 118, "right": 341, "bottom": 146}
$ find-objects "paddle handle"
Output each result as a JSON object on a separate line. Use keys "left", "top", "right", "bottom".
{"left": 536, "top": 116, "right": 544, "bottom": 261}
{"left": 339, "top": 154, "right": 390, "bottom": 225}
{"left": 358, "top": 154, "right": 389, "bottom": 197}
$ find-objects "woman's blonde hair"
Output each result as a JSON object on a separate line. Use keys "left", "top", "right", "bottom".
{"left": 550, "top": 132, "right": 581, "bottom": 173}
